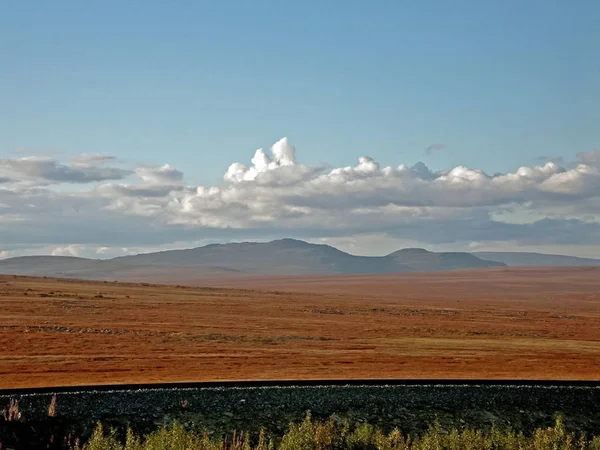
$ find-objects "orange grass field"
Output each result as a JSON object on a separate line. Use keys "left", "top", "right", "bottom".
{"left": 1, "top": 267, "right": 600, "bottom": 388}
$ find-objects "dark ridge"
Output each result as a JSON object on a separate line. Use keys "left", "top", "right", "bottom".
{"left": 0, "top": 239, "right": 504, "bottom": 279}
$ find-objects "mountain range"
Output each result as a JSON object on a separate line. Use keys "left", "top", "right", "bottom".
{"left": 1, "top": 239, "right": 599, "bottom": 282}
{"left": 1, "top": 238, "right": 504, "bottom": 280}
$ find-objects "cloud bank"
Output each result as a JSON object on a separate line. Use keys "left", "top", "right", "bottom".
{"left": 0, "top": 156, "right": 131, "bottom": 185}
{"left": 1, "top": 138, "right": 600, "bottom": 258}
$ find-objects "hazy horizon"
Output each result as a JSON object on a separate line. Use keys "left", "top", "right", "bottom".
{"left": 2, "top": 237, "right": 600, "bottom": 261}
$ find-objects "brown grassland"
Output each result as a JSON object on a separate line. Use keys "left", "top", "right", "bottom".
{"left": 0, "top": 267, "right": 599, "bottom": 388}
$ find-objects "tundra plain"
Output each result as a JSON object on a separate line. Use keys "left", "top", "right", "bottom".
{"left": 0, "top": 267, "right": 599, "bottom": 388}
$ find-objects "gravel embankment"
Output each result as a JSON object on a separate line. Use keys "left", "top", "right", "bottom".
{"left": 2, "top": 383, "right": 600, "bottom": 438}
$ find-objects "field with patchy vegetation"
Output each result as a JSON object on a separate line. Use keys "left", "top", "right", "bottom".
{"left": 1, "top": 267, "right": 599, "bottom": 388}
{"left": 39, "top": 415, "right": 600, "bottom": 450}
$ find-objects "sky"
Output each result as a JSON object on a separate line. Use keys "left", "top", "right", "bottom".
{"left": 1, "top": 1, "right": 600, "bottom": 259}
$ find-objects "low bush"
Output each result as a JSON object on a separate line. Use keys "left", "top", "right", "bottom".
{"left": 77, "top": 414, "right": 600, "bottom": 450}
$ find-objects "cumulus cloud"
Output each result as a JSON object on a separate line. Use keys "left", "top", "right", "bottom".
{"left": 0, "top": 156, "right": 131, "bottom": 184}
{"left": 2, "top": 137, "right": 600, "bottom": 258}
{"left": 51, "top": 244, "right": 84, "bottom": 257}
{"left": 223, "top": 137, "right": 318, "bottom": 186}
{"left": 97, "top": 183, "right": 182, "bottom": 199}
{"left": 135, "top": 164, "right": 184, "bottom": 185}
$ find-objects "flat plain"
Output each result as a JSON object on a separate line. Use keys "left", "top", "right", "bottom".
{"left": 1, "top": 267, "right": 599, "bottom": 388}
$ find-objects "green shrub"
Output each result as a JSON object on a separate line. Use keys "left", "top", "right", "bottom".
{"left": 124, "top": 428, "right": 143, "bottom": 450}
{"left": 82, "top": 414, "right": 599, "bottom": 450}
{"left": 280, "top": 411, "right": 317, "bottom": 450}
{"left": 86, "top": 423, "right": 122, "bottom": 450}
{"left": 346, "top": 423, "right": 376, "bottom": 450}
{"left": 143, "top": 422, "right": 203, "bottom": 450}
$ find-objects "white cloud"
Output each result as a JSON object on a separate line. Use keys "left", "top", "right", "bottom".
{"left": 71, "top": 154, "right": 118, "bottom": 166}
{"left": 135, "top": 164, "right": 184, "bottom": 185}
{"left": 2, "top": 138, "right": 600, "bottom": 258}
{"left": 223, "top": 137, "right": 313, "bottom": 185}
{"left": 51, "top": 244, "right": 84, "bottom": 257}
{"left": 0, "top": 155, "right": 131, "bottom": 184}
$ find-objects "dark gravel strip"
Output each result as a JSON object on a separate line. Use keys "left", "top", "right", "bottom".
{"left": 2, "top": 383, "right": 600, "bottom": 438}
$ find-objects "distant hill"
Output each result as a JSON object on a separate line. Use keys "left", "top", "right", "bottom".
{"left": 387, "top": 248, "right": 502, "bottom": 272}
{"left": 472, "top": 252, "right": 600, "bottom": 267}
{"left": 0, "top": 256, "right": 96, "bottom": 277}
{"left": 0, "top": 239, "right": 504, "bottom": 280}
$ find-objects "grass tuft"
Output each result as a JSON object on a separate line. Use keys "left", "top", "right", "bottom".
{"left": 1, "top": 399, "right": 21, "bottom": 422}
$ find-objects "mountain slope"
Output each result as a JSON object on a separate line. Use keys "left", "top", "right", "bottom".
{"left": 0, "top": 238, "right": 504, "bottom": 280}
{"left": 472, "top": 252, "right": 600, "bottom": 267}
{"left": 98, "top": 238, "right": 505, "bottom": 275}
{"left": 108, "top": 239, "right": 362, "bottom": 275}
{"left": 0, "top": 256, "right": 95, "bottom": 277}
{"left": 387, "top": 248, "right": 505, "bottom": 272}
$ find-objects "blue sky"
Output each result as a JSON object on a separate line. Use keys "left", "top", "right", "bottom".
{"left": 1, "top": 1, "right": 600, "bottom": 258}
{"left": 2, "top": 1, "right": 599, "bottom": 183}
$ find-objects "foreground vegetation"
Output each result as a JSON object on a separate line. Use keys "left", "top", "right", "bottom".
{"left": 79, "top": 413, "right": 600, "bottom": 450}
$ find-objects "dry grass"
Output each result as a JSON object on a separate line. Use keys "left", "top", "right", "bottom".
{"left": 1, "top": 399, "right": 21, "bottom": 422}
{"left": 0, "top": 267, "right": 599, "bottom": 388}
